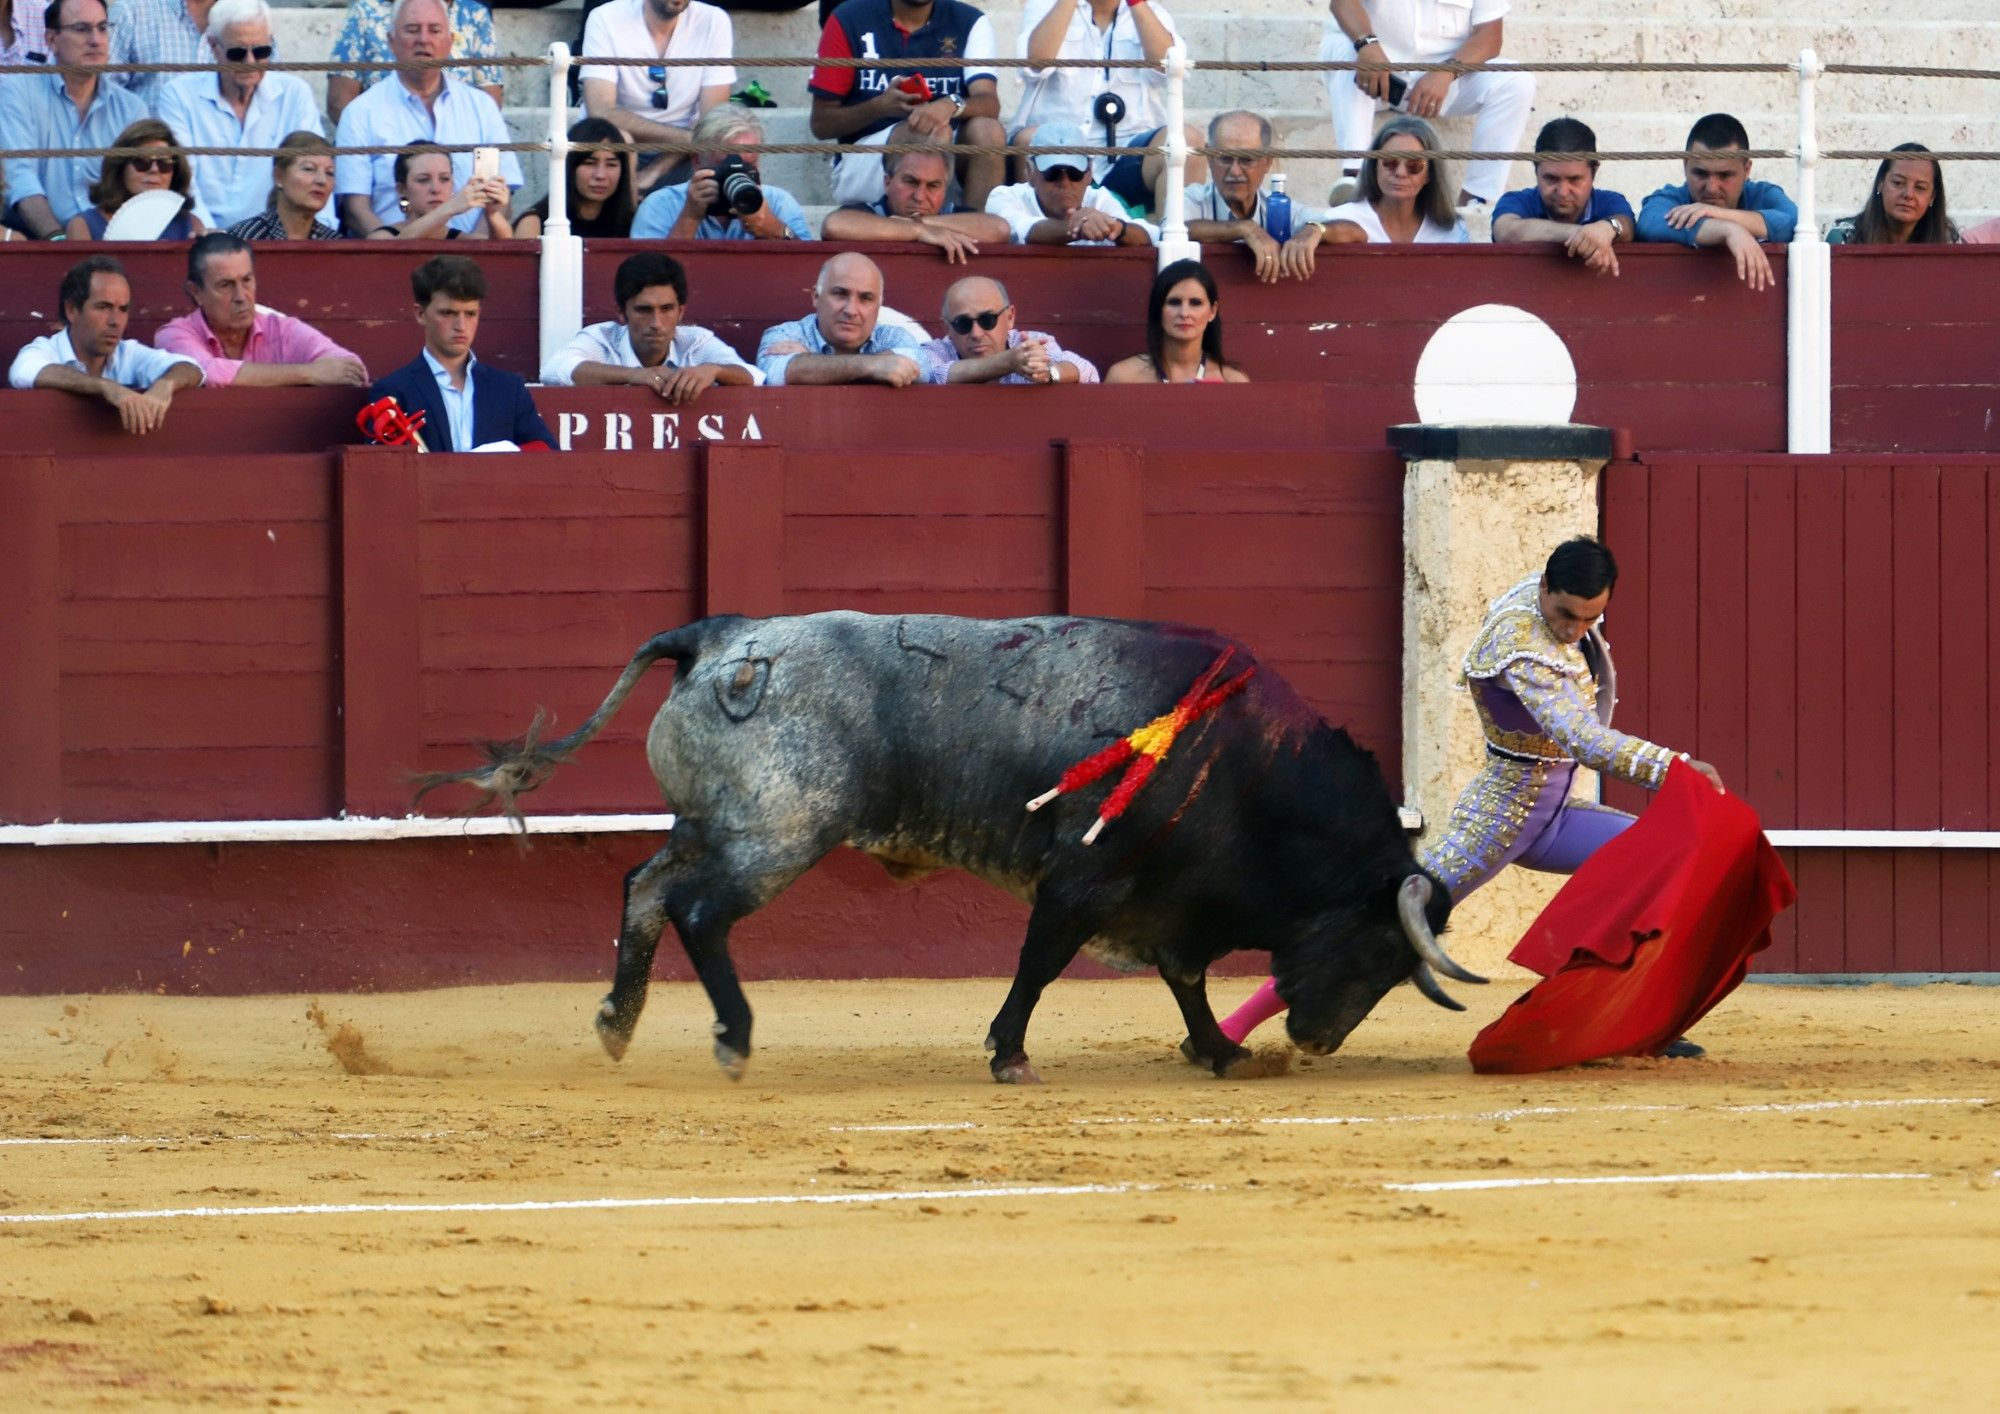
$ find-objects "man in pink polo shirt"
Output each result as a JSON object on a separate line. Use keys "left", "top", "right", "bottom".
{"left": 154, "top": 232, "right": 369, "bottom": 387}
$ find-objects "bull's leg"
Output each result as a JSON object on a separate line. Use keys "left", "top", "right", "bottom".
{"left": 984, "top": 903, "right": 1093, "bottom": 1085}
{"left": 596, "top": 843, "right": 683, "bottom": 1062}
{"left": 1159, "top": 970, "right": 1255, "bottom": 1078}
{"left": 669, "top": 888, "right": 756, "bottom": 1080}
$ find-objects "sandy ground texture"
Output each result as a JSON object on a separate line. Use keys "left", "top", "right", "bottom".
{"left": 2, "top": 976, "right": 1998, "bottom": 1411}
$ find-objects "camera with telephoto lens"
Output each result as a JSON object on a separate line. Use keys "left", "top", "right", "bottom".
{"left": 711, "top": 154, "right": 765, "bottom": 217}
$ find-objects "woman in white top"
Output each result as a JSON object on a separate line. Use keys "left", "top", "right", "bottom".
{"left": 1296, "top": 115, "right": 1469, "bottom": 255}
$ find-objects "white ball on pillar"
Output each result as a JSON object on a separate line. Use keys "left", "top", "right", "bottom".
{"left": 1414, "top": 303, "right": 1578, "bottom": 426}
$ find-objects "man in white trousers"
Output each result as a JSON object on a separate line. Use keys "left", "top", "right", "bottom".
{"left": 1321, "top": 0, "right": 1534, "bottom": 208}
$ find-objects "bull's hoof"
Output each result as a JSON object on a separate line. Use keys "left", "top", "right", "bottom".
{"left": 1178, "top": 1037, "right": 1204, "bottom": 1066}
{"left": 594, "top": 999, "right": 633, "bottom": 1062}
{"left": 1215, "top": 1048, "right": 1290, "bottom": 1080}
{"left": 713, "top": 1041, "right": 748, "bottom": 1080}
{"left": 990, "top": 1055, "right": 1042, "bottom": 1085}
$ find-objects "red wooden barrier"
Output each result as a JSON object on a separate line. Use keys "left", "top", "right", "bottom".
{"left": 1601, "top": 453, "right": 2000, "bottom": 972}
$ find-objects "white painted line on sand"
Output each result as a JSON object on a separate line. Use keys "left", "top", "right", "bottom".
{"left": 827, "top": 1122, "right": 981, "bottom": 1133}
{"left": 0, "top": 1181, "right": 1162, "bottom": 1227}
{"left": 0, "top": 1129, "right": 459, "bottom": 1149}
{"left": 1385, "top": 1170, "right": 1941, "bottom": 1194}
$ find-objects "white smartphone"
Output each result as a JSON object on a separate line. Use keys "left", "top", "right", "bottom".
{"left": 473, "top": 146, "right": 501, "bottom": 183}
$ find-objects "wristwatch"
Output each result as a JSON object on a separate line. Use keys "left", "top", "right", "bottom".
{"left": 948, "top": 91, "right": 967, "bottom": 115}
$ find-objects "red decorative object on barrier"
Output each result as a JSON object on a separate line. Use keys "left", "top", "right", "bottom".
{"left": 357, "top": 396, "right": 429, "bottom": 451}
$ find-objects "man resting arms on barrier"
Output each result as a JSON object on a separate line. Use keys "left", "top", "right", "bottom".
{"left": 10, "top": 255, "right": 203, "bottom": 435}
{"left": 540, "top": 252, "right": 762, "bottom": 403}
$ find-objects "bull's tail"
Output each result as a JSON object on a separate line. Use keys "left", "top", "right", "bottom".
{"left": 410, "top": 620, "right": 727, "bottom": 829}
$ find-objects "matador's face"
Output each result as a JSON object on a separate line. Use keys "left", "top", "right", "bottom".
{"left": 1537, "top": 580, "right": 1610, "bottom": 646}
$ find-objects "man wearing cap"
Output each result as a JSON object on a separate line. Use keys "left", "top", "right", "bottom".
{"left": 983, "top": 120, "right": 1156, "bottom": 247}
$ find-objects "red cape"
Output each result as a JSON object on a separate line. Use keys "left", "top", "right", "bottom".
{"left": 1467, "top": 761, "right": 1797, "bottom": 1074}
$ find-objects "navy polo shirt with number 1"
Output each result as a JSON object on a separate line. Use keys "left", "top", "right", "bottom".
{"left": 810, "top": 0, "right": 998, "bottom": 141}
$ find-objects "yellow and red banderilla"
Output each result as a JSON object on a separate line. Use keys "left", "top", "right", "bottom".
{"left": 1025, "top": 647, "right": 1256, "bottom": 845}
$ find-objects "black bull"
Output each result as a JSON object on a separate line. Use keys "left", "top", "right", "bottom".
{"left": 416, "top": 612, "right": 1485, "bottom": 1082}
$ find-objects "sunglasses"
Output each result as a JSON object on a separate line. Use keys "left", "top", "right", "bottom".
{"left": 1039, "top": 165, "right": 1087, "bottom": 183}
{"left": 223, "top": 44, "right": 275, "bottom": 61}
{"left": 946, "top": 308, "right": 1008, "bottom": 335}
{"left": 1212, "top": 154, "right": 1261, "bottom": 170}
{"left": 648, "top": 64, "right": 672, "bottom": 109}
{"left": 1378, "top": 155, "right": 1430, "bottom": 175}
{"left": 127, "top": 156, "right": 176, "bottom": 174}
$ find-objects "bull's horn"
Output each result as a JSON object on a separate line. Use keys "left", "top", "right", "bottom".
{"left": 1398, "top": 875, "right": 1487, "bottom": 986}
{"left": 1410, "top": 961, "right": 1468, "bottom": 1011}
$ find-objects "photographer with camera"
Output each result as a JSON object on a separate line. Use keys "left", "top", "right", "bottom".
{"left": 809, "top": 0, "right": 1007, "bottom": 213}
{"left": 1013, "top": 0, "right": 1204, "bottom": 217}
{"left": 630, "top": 108, "right": 814, "bottom": 241}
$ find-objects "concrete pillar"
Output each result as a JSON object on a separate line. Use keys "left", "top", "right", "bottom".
{"left": 1391, "top": 423, "right": 1617, "bottom": 975}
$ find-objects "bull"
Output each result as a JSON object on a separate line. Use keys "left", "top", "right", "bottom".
{"left": 416, "top": 612, "right": 1484, "bottom": 1082}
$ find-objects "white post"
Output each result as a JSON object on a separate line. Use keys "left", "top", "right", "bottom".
{"left": 539, "top": 42, "right": 585, "bottom": 373}
{"left": 1787, "top": 46, "right": 1831, "bottom": 454}
{"left": 1154, "top": 42, "right": 1198, "bottom": 267}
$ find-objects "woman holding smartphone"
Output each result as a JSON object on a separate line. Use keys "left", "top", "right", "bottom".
{"left": 371, "top": 145, "right": 513, "bottom": 240}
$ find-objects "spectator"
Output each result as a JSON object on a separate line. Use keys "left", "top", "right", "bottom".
{"left": 985, "top": 121, "right": 1156, "bottom": 247}
{"left": 755, "top": 252, "right": 923, "bottom": 387}
{"left": 155, "top": 232, "right": 370, "bottom": 387}
{"left": 370, "top": 254, "right": 553, "bottom": 451}
{"left": 629, "top": 108, "right": 813, "bottom": 241}
{"left": 516, "top": 118, "right": 637, "bottom": 239}
{"left": 1104, "top": 258, "right": 1248, "bottom": 384}
{"left": 64, "top": 118, "right": 207, "bottom": 241}
{"left": 1014, "top": 0, "right": 1204, "bottom": 215}
{"left": 1826, "top": 142, "right": 1961, "bottom": 245}
{"left": 540, "top": 252, "right": 761, "bottom": 401}
{"left": 1491, "top": 116, "right": 1634, "bottom": 276}
{"left": 228, "top": 130, "right": 343, "bottom": 240}
{"left": 2, "top": 0, "right": 48, "bottom": 63}
{"left": 579, "top": 0, "right": 733, "bottom": 195}
{"left": 10, "top": 255, "right": 204, "bottom": 435}
{"left": 818, "top": 143, "right": 1010, "bottom": 262}
{"left": 1637, "top": 112, "right": 1797, "bottom": 292}
{"left": 334, "top": 0, "right": 521, "bottom": 238}
{"left": 0, "top": 0, "right": 147, "bottom": 238}
{"left": 915, "top": 274, "right": 1097, "bottom": 385}
{"left": 1299, "top": 114, "right": 1466, "bottom": 249}
{"left": 374, "top": 143, "right": 513, "bottom": 239}
{"left": 326, "top": 0, "right": 501, "bottom": 125}
{"left": 1183, "top": 110, "right": 1328, "bottom": 282}
{"left": 808, "top": 0, "right": 1006, "bottom": 212}
{"left": 107, "top": 0, "right": 211, "bottom": 107}
{"left": 1321, "top": 0, "right": 1534, "bottom": 208}
{"left": 1963, "top": 216, "right": 2000, "bottom": 245}
{"left": 158, "top": 0, "right": 325, "bottom": 231}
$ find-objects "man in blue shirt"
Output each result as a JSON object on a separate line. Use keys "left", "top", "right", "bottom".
{"left": 333, "top": 0, "right": 521, "bottom": 237}
{"left": 10, "top": 256, "right": 204, "bottom": 435}
{"left": 1492, "top": 117, "right": 1634, "bottom": 277}
{"left": 158, "top": 0, "right": 327, "bottom": 230}
{"left": 818, "top": 145, "right": 1010, "bottom": 262}
{"left": 630, "top": 108, "right": 814, "bottom": 241}
{"left": 755, "top": 252, "right": 923, "bottom": 387}
{"left": 1636, "top": 112, "right": 1797, "bottom": 292}
{"left": 0, "top": 0, "right": 146, "bottom": 237}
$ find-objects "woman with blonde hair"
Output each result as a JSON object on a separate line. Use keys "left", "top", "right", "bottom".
{"left": 65, "top": 118, "right": 206, "bottom": 241}
{"left": 228, "top": 131, "right": 344, "bottom": 241}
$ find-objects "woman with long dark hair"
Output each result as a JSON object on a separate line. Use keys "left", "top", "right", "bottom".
{"left": 1306, "top": 114, "right": 1467, "bottom": 247}
{"left": 1105, "top": 259, "right": 1250, "bottom": 384}
{"left": 516, "top": 117, "right": 637, "bottom": 239}
{"left": 65, "top": 119, "right": 205, "bottom": 241}
{"left": 1826, "top": 143, "right": 1959, "bottom": 245}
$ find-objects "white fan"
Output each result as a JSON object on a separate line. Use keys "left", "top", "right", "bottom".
{"left": 101, "top": 188, "right": 191, "bottom": 241}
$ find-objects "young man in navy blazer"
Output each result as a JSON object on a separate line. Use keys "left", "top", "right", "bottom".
{"left": 370, "top": 254, "right": 555, "bottom": 451}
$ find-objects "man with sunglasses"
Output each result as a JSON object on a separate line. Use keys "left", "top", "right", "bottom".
{"left": 580, "top": 0, "right": 734, "bottom": 195}
{"left": 914, "top": 275, "right": 1098, "bottom": 385}
{"left": 984, "top": 120, "right": 1155, "bottom": 247}
{"left": 820, "top": 145, "right": 1009, "bottom": 263}
{"left": 159, "top": 0, "right": 325, "bottom": 230}
{"left": 0, "top": 0, "right": 145, "bottom": 238}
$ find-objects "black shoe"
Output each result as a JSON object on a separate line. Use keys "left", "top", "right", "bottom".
{"left": 1662, "top": 1036, "right": 1706, "bottom": 1059}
